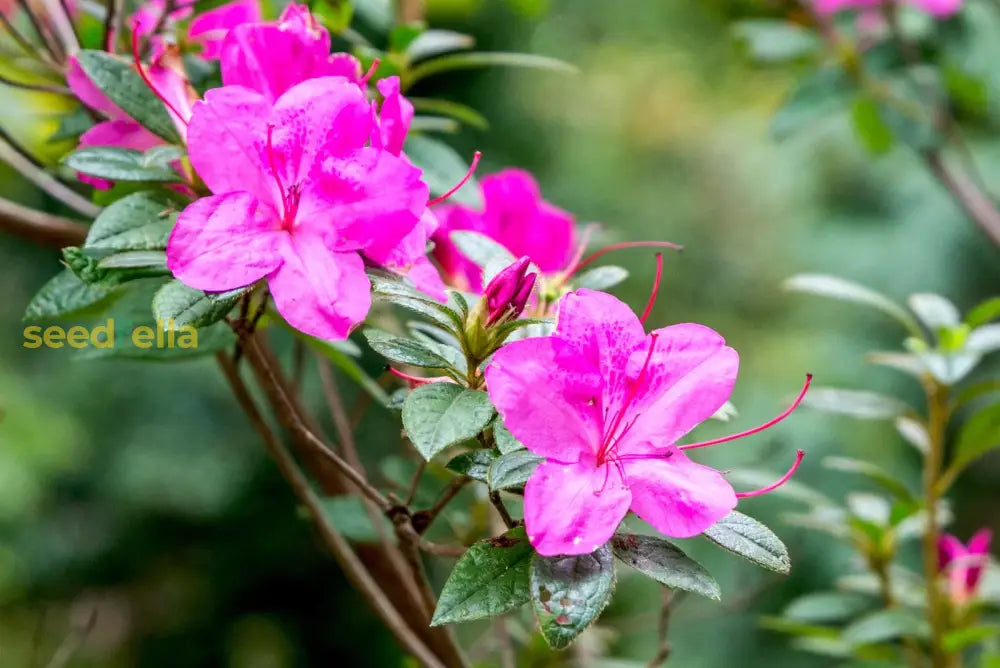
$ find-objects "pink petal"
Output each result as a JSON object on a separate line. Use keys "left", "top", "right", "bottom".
{"left": 938, "top": 533, "right": 966, "bottom": 569}
{"left": 965, "top": 529, "right": 993, "bottom": 592}
{"left": 485, "top": 336, "right": 605, "bottom": 461}
{"left": 912, "top": 0, "right": 962, "bottom": 15}
{"left": 376, "top": 76, "right": 413, "bottom": 156}
{"left": 67, "top": 56, "right": 124, "bottom": 118}
{"left": 618, "top": 323, "right": 739, "bottom": 453}
{"left": 79, "top": 119, "right": 162, "bottom": 152}
{"left": 378, "top": 210, "right": 447, "bottom": 302}
{"left": 524, "top": 457, "right": 631, "bottom": 556}
{"left": 431, "top": 203, "right": 491, "bottom": 291}
{"left": 146, "top": 59, "right": 195, "bottom": 133}
{"left": 186, "top": 85, "right": 273, "bottom": 202}
{"left": 268, "top": 234, "right": 371, "bottom": 340}
{"left": 167, "top": 191, "right": 284, "bottom": 291}
{"left": 269, "top": 77, "right": 372, "bottom": 189}
{"left": 623, "top": 446, "right": 737, "bottom": 538}
{"left": 968, "top": 529, "right": 993, "bottom": 555}
{"left": 405, "top": 256, "right": 448, "bottom": 302}
{"left": 187, "top": 0, "right": 261, "bottom": 59}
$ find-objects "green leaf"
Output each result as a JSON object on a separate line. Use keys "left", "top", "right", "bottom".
{"left": 363, "top": 328, "right": 454, "bottom": 370}
{"left": 369, "top": 272, "right": 464, "bottom": 331}
{"left": 493, "top": 420, "right": 525, "bottom": 454}
{"left": 23, "top": 269, "right": 121, "bottom": 321}
{"left": 703, "top": 511, "right": 790, "bottom": 574}
{"left": 966, "top": 296, "right": 1000, "bottom": 328}
{"left": 908, "top": 293, "right": 960, "bottom": 330}
{"left": 49, "top": 105, "right": 94, "bottom": 142}
{"left": 408, "top": 51, "right": 577, "bottom": 86}
{"left": 573, "top": 265, "right": 629, "bottom": 291}
{"left": 409, "top": 97, "right": 487, "bottom": 129}
{"left": 801, "top": 387, "right": 912, "bottom": 420}
{"left": 151, "top": 280, "right": 241, "bottom": 328}
{"left": 406, "top": 29, "right": 475, "bottom": 62}
{"left": 782, "top": 591, "right": 871, "bottom": 624}
{"left": 98, "top": 250, "right": 168, "bottom": 270}
{"left": 403, "top": 134, "right": 480, "bottom": 207}
{"left": 784, "top": 274, "right": 922, "bottom": 337}
{"left": 318, "top": 495, "right": 392, "bottom": 542}
{"left": 732, "top": 19, "right": 820, "bottom": 65}
{"left": 401, "top": 384, "right": 495, "bottom": 460}
{"left": 895, "top": 416, "right": 930, "bottom": 454}
{"left": 942, "top": 625, "right": 1000, "bottom": 653}
{"left": 85, "top": 190, "right": 183, "bottom": 251}
{"left": 76, "top": 50, "right": 181, "bottom": 143}
{"left": 771, "top": 67, "right": 851, "bottom": 140}
{"left": 487, "top": 450, "right": 543, "bottom": 491}
{"left": 65, "top": 146, "right": 181, "bottom": 182}
{"left": 967, "top": 324, "right": 1000, "bottom": 356}
{"left": 611, "top": 534, "right": 720, "bottom": 600}
{"left": 431, "top": 525, "right": 533, "bottom": 626}
{"left": 843, "top": 609, "right": 927, "bottom": 646}
{"left": 821, "top": 456, "right": 915, "bottom": 502}
{"left": 947, "top": 403, "right": 1000, "bottom": 477}
{"left": 851, "top": 96, "right": 894, "bottom": 154}
{"left": 289, "top": 329, "right": 391, "bottom": 407}
{"left": 311, "top": 0, "right": 353, "bottom": 34}
{"left": 530, "top": 544, "right": 615, "bottom": 650}
{"left": 450, "top": 230, "right": 517, "bottom": 274}
{"left": 445, "top": 448, "right": 497, "bottom": 483}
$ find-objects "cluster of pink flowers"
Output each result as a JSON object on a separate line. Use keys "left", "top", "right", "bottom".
{"left": 66, "top": 0, "right": 809, "bottom": 555}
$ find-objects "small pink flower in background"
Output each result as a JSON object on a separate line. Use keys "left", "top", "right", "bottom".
{"left": 485, "top": 289, "right": 807, "bottom": 556}
{"left": 166, "top": 77, "right": 428, "bottom": 340}
{"left": 130, "top": 0, "right": 259, "bottom": 59}
{"left": 219, "top": 2, "right": 361, "bottom": 103}
{"left": 939, "top": 530, "right": 992, "bottom": 606}
{"left": 433, "top": 169, "right": 576, "bottom": 292}
{"left": 815, "top": 0, "right": 962, "bottom": 17}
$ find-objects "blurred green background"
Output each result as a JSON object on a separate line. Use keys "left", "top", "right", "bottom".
{"left": 2, "top": 0, "right": 999, "bottom": 665}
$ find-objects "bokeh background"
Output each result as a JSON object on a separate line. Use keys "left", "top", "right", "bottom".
{"left": 2, "top": 0, "right": 999, "bottom": 665}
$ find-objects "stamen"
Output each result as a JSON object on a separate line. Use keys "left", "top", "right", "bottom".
{"left": 679, "top": 374, "right": 812, "bottom": 451}
{"left": 598, "top": 333, "right": 658, "bottom": 463}
{"left": 360, "top": 58, "right": 380, "bottom": 86}
{"left": 130, "top": 30, "right": 188, "bottom": 125}
{"left": 735, "top": 450, "right": 805, "bottom": 498}
{"left": 639, "top": 253, "right": 663, "bottom": 326}
{"left": 428, "top": 151, "right": 481, "bottom": 207}
{"left": 388, "top": 366, "right": 432, "bottom": 386}
{"left": 265, "top": 123, "right": 288, "bottom": 218}
{"left": 565, "top": 240, "right": 683, "bottom": 281}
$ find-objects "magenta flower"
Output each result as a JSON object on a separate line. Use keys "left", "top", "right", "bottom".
{"left": 166, "top": 76, "right": 428, "bottom": 340}
{"left": 433, "top": 169, "right": 576, "bottom": 292}
{"left": 485, "top": 289, "right": 807, "bottom": 556}
{"left": 484, "top": 256, "right": 536, "bottom": 326}
{"left": 186, "top": 0, "right": 261, "bottom": 59}
{"left": 815, "top": 0, "right": 962, "bottom": 17}
{"left": 939, "top": 530, "right": 992, "bottom": 605}
{"left": 219, "top": 2, "right": 361, "bottom": 103}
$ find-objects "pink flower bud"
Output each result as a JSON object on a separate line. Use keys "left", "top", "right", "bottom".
{"left": 938, "top": 529, "right": 992, "bottom": 606}
{"left": 484, "top": 256, "right": 536, "bottom": 326}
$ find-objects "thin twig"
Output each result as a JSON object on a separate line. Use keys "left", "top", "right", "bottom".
{"left": 423, "top": 476, "right": 471, "bottom": 530}
{"left": 16, "top": 0, "right": 63, "bottom": 62}
{"left": 0, "top": 12, "right": 49, "bottom": 63}
{"left": 41, "top": 0, "right": 80, "bottom": 54}
{"left": 922, "top": 151, "right": 1000, "bottom": 247}
{"left": 0, "top": 195, "right": 88, "bottom": 247}
{"left": 489, "top": 492, "right": 514, "bottom": 529}
{"left": 646, "top": 590, "right": 674, "bottom": 668}
{"left": 45, "top": 608, "right": 96, "bottom": 668}
{"left": 406, "top": 460, "right": 426, "bottom": 506}
{"left": 418, "top": 539, "right": 466, "bottom": 557}
{"left": 102, "top": 0, "right": 124, "bottom": 53}
{"left": 0, "top": 73, "right": 71, "bottom": 95}
{"left": 0, "top": 130, "right": 100, "bottom": 218}
{"left": 215, "top": 352, "right": 446, "bottom": 668}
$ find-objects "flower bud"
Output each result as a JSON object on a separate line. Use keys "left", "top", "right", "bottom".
{"left": 484, "top": 256, "right": 536, "bottom": 327}
{"left": 938, "top": 529, "right": 992, "bottom": 607}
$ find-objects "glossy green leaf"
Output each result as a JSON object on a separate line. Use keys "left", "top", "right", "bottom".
{"left": 408, "top": 51, "right": 577, "bottom": 86}
{"left": 98, "top": 250, "right": 168, "bottom": 270}
{"left": 851, "top": 96, "right": 894, "bottom": 154}
{"left": 152, "top": 280, "right": 241, "bottom": 328}
{"left": 406, "top": 29, "right": 475, "bottom": 62}
{"left": 445, "top": 448, "right": 497, "bottom": 483}
{"left": 573, "top": 265, "right": 629, "bottom": 291}
{"left": 487, "top": 450, "right": 543, "bottom": 491}
{"left": 65, "top": 146, "right": 181, "bottom": 182}
{"left": 703, "top": 511, "right": 790, "bottom": 573}
{"left": 843, "top": 609, "right": 927, "bottom": 646}
{"left": 784, "top": 274, "right": 922, "bottom": 337}
{"left": 611, "top": 534, "right": 719, "bottom": 599}
{"left": 23, "top": 269, "right": 121, "bottom": 321}
{"left": 76, "top": 50, "right": 181, "bottom": 143}
{"left": 431, "top": 525, "right": 533, "bottom": 626}
{"left": 782, "top": 591, "right": 871, "bottom": 624}
{"left": 966, "top": 296, "right": 1000, "bottom": 328}
{"left": 370, "top": 273, "right": 463, "bottom": 331}
{"left": 363, "top": 328, "right": 454, "bottom": 370}
{"left": 530, "top": 544, "right": 615, "bottom": 650}
{"left": 946, "top": 403, "right": 1000, "bottom": 478}
{"left": 801, "top": 386, "right": 912, "bottom": 420}
{"left": 85, "top": 190, "right": 182, "bottom": 251}
{"left": 493, "top": 420, "right": 525, "bottom": 454}
{"left": 401, "top": 384, "right": 495, "bottom": 460}
{"left": 450, "top": 230, "right": 516, "bottom": 274}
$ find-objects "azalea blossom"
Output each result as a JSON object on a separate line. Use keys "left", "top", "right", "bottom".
{"left": 165, "top": 76, "right": 428, "bottom": 340}
{"left": 433, "top": 169, "right": 576, "bottom": 292}
{"left": 485, "top": 288, "right": 807, "bottom": 556}
{"left": 130, "top": 0, "right": 259, "bottom": 59}
{"left": 939, "top": 530, "right": 992, "bottom": 606}
{"left": 815, "top": 0, "right": 962, "bottom": 17}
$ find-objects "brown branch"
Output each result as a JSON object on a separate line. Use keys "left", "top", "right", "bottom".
{"left": 0, "top": 196, "right": 87, "bottom": 247}
{"left": 0, "top": 130, "right": 101, "bottom": 218}
{"left": 215, "top": 353, "right": 446, "bottom": 668}
{"left": 418, "top": 540, "right": 466, "bottom": 557}
{"left": 922, "top": 151, "right": 1000, "bottom": 247}
{"left": 102, "top": 0, "right": 124, "bottom": 53}
{"left": 489, "top": 492, "right": 514, "bottom": 529}
{"left": 15, "top": 0, "right": 63, "bottom": 62}
{"left": 646, "top": 590, "right": 674, "bottom": 668}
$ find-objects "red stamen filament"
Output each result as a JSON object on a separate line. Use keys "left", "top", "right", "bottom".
{"left": 360, "top": 58, "right": 381, "bottom": 85}
{"left": 388, "top": 367, "right": 431, "bottom": 386}
{"left": 565, "top": 240, "right": 683, "bottom": 281}
{"left": 265, "top": 123, "right": 289, "bottom": 220}
{"left": 639, "top": 253, "right": 663, "bottom": 326}
{"left": 679, "top": 374, "right": 812, "bottom": 451}
{"left": 428, "top": 151, "right": 481, "bottom": 207}
{"left": 597, "top": 333, "right": 658, "bottom": 464}
{"left": 130, "top": 30, "right": 188, "bottom": 125}
{"left": 735, "top": 450, "right": 805, "bottom": 498}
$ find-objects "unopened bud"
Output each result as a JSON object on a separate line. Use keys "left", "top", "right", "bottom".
{"left": 484, "top": 256, "right": 536, "bottom": 326}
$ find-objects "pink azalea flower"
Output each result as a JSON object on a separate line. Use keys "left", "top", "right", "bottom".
{"left": 485, "top": 289, "right": 807, "bottom": 556}
{"left": 129, "top": 0, "right": 259, "bottom": 59}
{"left": 939, "top": 530, "right": 992, "bottom": 606}
{"left": 166, "top": 76, "right": 428, "bottom": 340}
{"left": 815, "top": 0, "right": 962, "bottom": 17}
{"left": 433, "top": 169, "right": 576, "bottom": 292}
{"left": 219, "top": 2, "right": 361, "bottom": 103}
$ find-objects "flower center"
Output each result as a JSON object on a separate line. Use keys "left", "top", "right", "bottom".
{"left": 265, "top": 123, "right": 302, "bottom": 230}
{"left": 595, "top": 333, "right": 659, "bottom": 467}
